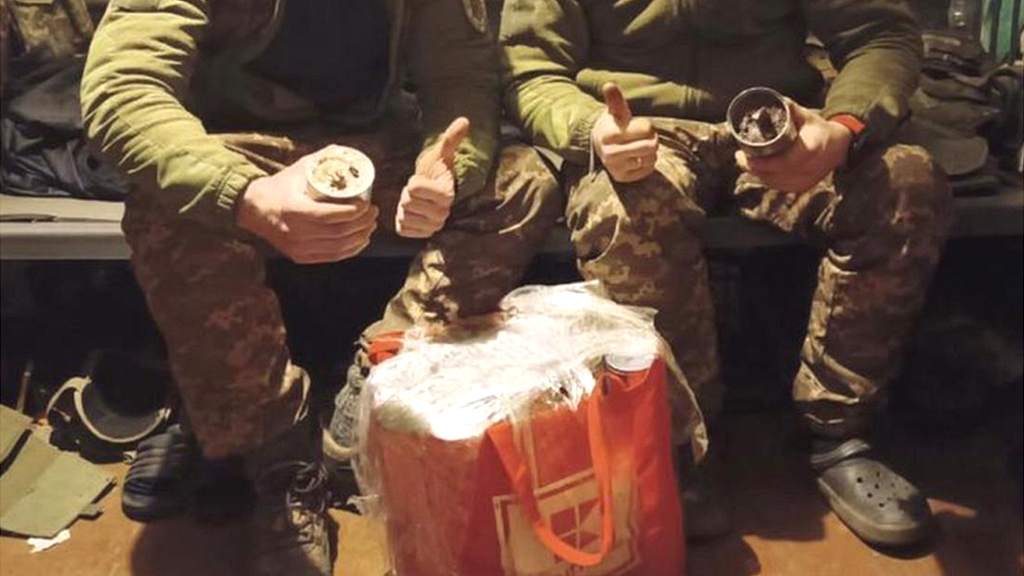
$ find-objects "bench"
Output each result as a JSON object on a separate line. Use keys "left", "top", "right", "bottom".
{"left": 2, "top": 181, "right": 1022, "bottom": 260}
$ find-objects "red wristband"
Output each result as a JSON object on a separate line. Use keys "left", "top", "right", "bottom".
{"left": 829, "top": 114, "right": 866, "bottom": 135}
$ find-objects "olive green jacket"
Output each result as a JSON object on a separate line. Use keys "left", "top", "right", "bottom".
{"left": 500, "top": 0, "right": 923, "bottom": 164}
{"left": 81, "top": 0, "right": 499, "bottom": 228}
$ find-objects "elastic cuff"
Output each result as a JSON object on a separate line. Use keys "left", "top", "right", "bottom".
{"left": 215, "top": 165, "right": 267, "bottom": 225}
{"left": 568, "top": 105, "right": 605, "bottom": 164}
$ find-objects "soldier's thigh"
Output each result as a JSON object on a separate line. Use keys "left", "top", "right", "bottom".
{"left": 565, "top": 147, "right": 707, "bottom": 267}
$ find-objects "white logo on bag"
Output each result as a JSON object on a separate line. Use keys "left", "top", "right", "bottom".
{"left": 492, "top": 469, "right": 640, "bottom": 576}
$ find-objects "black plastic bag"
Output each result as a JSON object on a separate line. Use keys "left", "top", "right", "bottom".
{"left": 1, "top": 57, "right": 127, "bottom": 200}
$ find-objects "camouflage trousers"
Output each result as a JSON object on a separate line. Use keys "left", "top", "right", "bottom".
{"left": 563, "top": 119, "right": 953, "bottom": 438}
{"left": 123, "top": 112, "right": 562, "bottom": 459}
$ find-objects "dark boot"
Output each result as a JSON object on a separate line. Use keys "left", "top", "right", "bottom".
{"left": 193, "top": 455, "right": 254, "bottom": 524}
{"left": 246, "top": 416, "right": 333, "bottom": 576}
{"left": 812, "top": 438, "right": 934, "bottom": 547}
{"left": 678, "top": 443, "right": 732, "bottom": 539}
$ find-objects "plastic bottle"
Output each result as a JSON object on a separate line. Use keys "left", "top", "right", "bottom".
{"left": 948, "top": 0, "right": 980, "bottom": 38}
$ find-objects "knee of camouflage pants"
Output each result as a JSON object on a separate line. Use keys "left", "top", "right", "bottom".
{"left": 338, "top": 145, "right": 563, "bottom": 415}
{"left": 826, "top": 144, "right": 953, "bottom": 269}
{"left": 328, "top": 145, "right": 563, "bottom": 453}
{"left": 122, "top": 192, "right": 309, "bottom": 459}
{"left": 565, "top": 163, "right": 717, "bottom": 441}
{"left": 796, "top": 143, "right": 953, "bottom": 438}
{"left": 362, "top": 144, "right": 564, "bottom": 340}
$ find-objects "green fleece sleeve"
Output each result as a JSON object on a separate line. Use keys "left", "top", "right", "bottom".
{"left": 803, "top": 0, "right": 922, "bottom": 145}
{"left": 407, "top": 0, "right": 500, "bottom": 198}
{"left": 499, "top": 0, "right": 605, "bottom": 165}
{"left": 80, "top": 0, "right": 267, "bottom": 229}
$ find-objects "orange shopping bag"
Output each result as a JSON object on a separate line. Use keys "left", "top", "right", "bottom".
{"left": 367, "top": 355, "right": 684, "bottom": 576}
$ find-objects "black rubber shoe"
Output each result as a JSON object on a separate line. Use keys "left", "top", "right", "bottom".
{"left": 122, "top": 424, "right": 196, "bottom": 522}
{"left": 123, "top": 424, "right": 255, "bottom": 524}
{"left": 812, "top": 438, "right": 934, "bottom": 547}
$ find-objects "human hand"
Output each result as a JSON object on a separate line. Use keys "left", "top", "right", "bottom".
{"left": 395, "top": 117, "right": 470, "bottom": 238}
{"left": 591, "top": 83, "right": 659, "bottom": 183}
{"left": 735, "top": 101, "right": 853, "bottom": 194}
{"left": 236, "top": 150, "right": 379, "bottom": 263}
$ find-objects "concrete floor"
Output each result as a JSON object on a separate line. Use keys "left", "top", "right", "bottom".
{"left": 1, "top": 413, "right": 1021, "bottom": 576}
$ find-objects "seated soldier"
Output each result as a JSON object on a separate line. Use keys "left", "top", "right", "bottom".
{"left": 80, "top": 0, "right": 561, "bottom": 573}
{"left": 500, "top": 0, "right": 951, "bottom": 548}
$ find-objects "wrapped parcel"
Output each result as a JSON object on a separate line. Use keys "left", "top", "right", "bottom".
{"left": 354, "top": 282, "right": 700, "bottom": 576}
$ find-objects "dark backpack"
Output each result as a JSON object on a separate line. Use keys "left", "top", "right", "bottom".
{"left": 1, "top": 58, "right": 127, "bottom": 200}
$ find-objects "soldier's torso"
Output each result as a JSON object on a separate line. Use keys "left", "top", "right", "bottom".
{"left": 191, "top": 0, "right": 404, "bottom": 127}
{"left": 552, "top": 0, "right": 823, "bottom": 120}
{"left": 202, "top": 0, "right": 278, "bottom": 52}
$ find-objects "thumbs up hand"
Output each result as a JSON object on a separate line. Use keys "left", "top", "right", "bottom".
{"left": 396, "top": 117, "right": 470, "bottom": 238}
{"left": 591, "top": 83, "right": 659, "bottom": 183}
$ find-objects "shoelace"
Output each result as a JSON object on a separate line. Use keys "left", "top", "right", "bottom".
{"left": 255, "top": 460, "right": 328, "bottom": 546}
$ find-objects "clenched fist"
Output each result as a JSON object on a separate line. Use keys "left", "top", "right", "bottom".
{"left": 591, "top": 83, "right": 659, "bottom": 183}
{"left": 395, "top": 117, "right": 470, "bottom": 238}
{"left": 237, "top": 150, "right": 379, "bottom": 264}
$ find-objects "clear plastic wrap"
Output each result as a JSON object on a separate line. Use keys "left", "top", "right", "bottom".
{"left": 353, "top": 281, "right": 704, "bottom": 576}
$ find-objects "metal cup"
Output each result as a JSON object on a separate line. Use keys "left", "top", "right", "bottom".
{"left": 603, "top": 353, "right": 657, "bottom": 390}
{"left": 726, "top": 87, "right": 798, "bottom": 158}
{"left": 305, "top": 145, "right": 375, "bottom": 203}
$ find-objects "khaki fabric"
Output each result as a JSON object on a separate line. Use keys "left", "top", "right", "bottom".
{"left": 0, "top": 406, "right": 115, "bottom": 538}
{"left": 81, "top": 0, "right": 500, "bottom": 229}
{"left": 500, "top": 0, "right": 922, "bottom": 165}
{"left": 122, "top": 109, "right": 563, "bottom": 457}
{"left": 560, "top": 119, "right": 952, "bottom": 436}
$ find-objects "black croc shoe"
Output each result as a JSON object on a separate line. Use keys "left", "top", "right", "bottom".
{"left": 122, "top": 424, "right": 197, "bottom": 522}
{"left": 811, "top": 438, "right": 934, "bottom": 547}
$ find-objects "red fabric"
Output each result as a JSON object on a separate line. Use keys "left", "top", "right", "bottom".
{"left": 367, "top": 356, "right": 685, "bottom": 576}
{"left": 367, "top": 330, "right": 405, "bottom": 365}
{"left": 829, "top": 113, "right": 866, "bottom": 135}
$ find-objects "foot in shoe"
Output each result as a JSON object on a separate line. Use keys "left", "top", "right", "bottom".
{"left": 122, "top": 424, "right": 197, "bottom": 523}
{"left": 194, "top": 456, "right": 255, "bottom": 524}
{"left": 679, "top": 444, "right": 732, "bottom": 539}
{"left": 812, "top": 438, "right": 934, "bottom": 548}
{"left": 251, "top": 460, "right": 334, "bottom": 576}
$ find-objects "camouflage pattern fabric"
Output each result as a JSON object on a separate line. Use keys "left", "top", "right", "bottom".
{"left": 124, "top": 189, "right": 310, "bottom": 460}
{"left": 82, "top": 0, "right": 500, "bottom": 230}
{"left": 123, "top": 111, "right": 562, "bottom": 459}
{"left": 3, "top": 0, "right": 93, "bottom": 65}
{"left": 564, "top": 118, "right": 953, "bottom": 438}
{"left": 360, "top": 144, "right": 563, "bottom": 338}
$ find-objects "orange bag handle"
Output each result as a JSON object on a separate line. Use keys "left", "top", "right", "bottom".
{"left": 368, "top": 331, "right": 405, "bottom": 366}
{"left": 487, "top": 373, "right": 620, "bottom": 567}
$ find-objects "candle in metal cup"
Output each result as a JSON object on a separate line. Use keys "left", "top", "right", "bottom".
{"left": 726, "top": 87, "right": 798, "bottom": 158}
{"left": 305, "top": 146, "right": 375, "bottom": 203}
